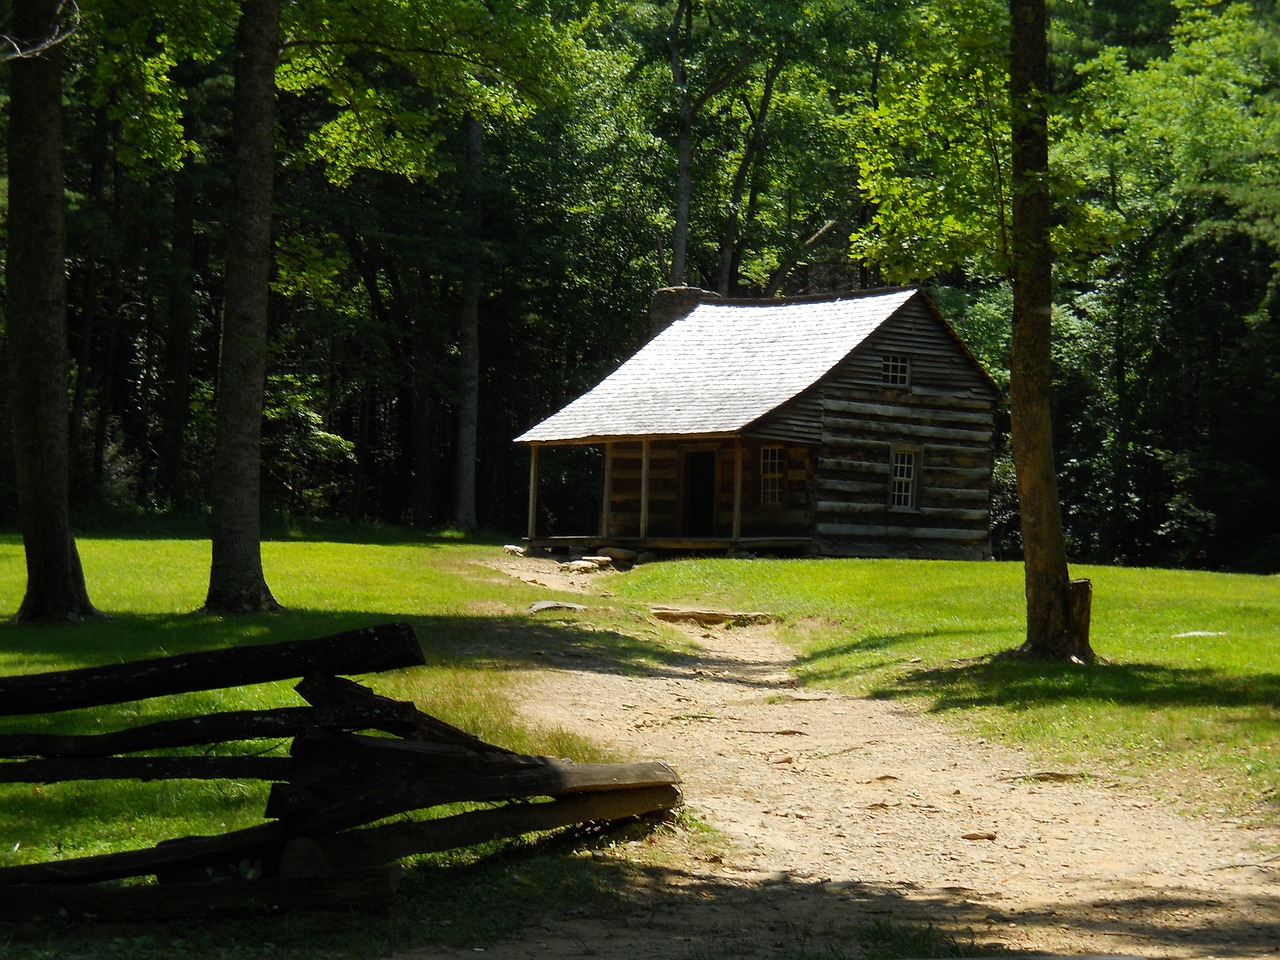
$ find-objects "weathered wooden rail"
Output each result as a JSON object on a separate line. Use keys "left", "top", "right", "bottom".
{"left": 0, "top": 623, "right": 681, "bottom": 919}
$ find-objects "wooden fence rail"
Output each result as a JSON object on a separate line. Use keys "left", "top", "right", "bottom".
{"left": 0, "top": 623, "right": 681, "bottom": 919}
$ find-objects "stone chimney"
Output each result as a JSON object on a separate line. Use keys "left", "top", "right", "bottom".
{"left": 648, "top": 286, "right": 719, "bottom": 339}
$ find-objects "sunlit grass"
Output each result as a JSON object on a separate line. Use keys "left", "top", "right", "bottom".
{"left": 1, "top": 534, "right": 1277, "bottom": 957}
{"left": 612, "top": 557, "right": 1280, "bottom": 817}
{"left": 0, "top": 532, "right": 634, "bottom": 872}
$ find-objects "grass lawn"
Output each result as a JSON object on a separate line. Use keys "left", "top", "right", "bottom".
{"left": 0, "top": 531, "right": 1276, "bottom": 958}
{"left": 608, "top": 557, "right": 1280, "bottom": 817}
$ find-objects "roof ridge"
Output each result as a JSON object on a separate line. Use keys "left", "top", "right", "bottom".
{"left": 705, "top": 285, "right": 918, "bottom": 308}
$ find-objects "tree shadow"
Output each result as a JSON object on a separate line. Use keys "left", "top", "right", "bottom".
{"left": 884, "top": 656, "right": 1280, "bottom": 718}
{"left": 1, "top": 827, "right": 1275, "bottom": 960}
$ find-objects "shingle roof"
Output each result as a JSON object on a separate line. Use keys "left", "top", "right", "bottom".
{"left": 515, "top": 288, "right": 920, "bottom": 444}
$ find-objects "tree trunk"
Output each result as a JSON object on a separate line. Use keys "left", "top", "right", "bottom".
{"left": 1008, "top": 0, "right": 1092, "bottom": 661}
{"left": 453, "top": 115, "right": 483, "bottom": 530}
{"left": 716, "top": 52, "right": 783, "bottom": 296}
{"left": 205, "top": 0, "right": 282, "bottom": 613}
{"left": 4, "top": 0, "right": 100, "bottom": 622}
{"left": 667, "top": 0, "right": 694, "bottom": 287}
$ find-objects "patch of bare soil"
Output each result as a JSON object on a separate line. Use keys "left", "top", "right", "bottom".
{"left": 396, "top": 557, "right": 1280, "bottom": 960}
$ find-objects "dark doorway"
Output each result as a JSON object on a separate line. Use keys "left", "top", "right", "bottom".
{"left": 683, "top": 451, "right": 717, "bottom": 536}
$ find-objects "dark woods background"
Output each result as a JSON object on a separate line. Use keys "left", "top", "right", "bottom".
{"left": 1, "top": 0, "right": 1277, "bottom": 572}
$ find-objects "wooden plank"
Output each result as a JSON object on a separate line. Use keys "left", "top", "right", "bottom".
{"left": 0, "top": 703, "right": 421, "bottom": 760}
{"left": 814, "top": 478, "right": 885, "bottom": 496}
{"left": 821, "top": 416, "right": 992, "bottom": 444}
{"left": 813, "top": 522, "right": 989, "bottom": 541}
{"left": 308, "top": 785, "right": 683, "bottom": 871}
{"left": 0, "top": 867, "right": 401, "bottom": 921}
{"left": 821, "top": 397, "right": 996, "bottom": 426}
{"left": 289, "top": 729, "right": 548, "bottom": 771}
{"left": 294, "top": 674, "right": 516, "bottom": 754}
{"left": 822, "top": 382, "right": 996, "bottom": 409}
{"left": 0, "top": 754, "right": 404, "bottom": 785}
{"left": 0, "top": 759, "right": 680, "bottom": 886}
{"left": 0, "top": 624, "right": 424, "bottom": 717}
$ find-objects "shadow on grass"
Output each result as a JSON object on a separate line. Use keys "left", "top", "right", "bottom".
{"left": 894, "top": 658, "right": 1280, "bottom": 718}
{"left": 798, "top": 634, "right": 1280, "bottom": 718}
{"left": 1, "top": 825, "right": 1275, "bottom": 960}
{"left": 0, "top": 608, "right": 775, "bottom": 688}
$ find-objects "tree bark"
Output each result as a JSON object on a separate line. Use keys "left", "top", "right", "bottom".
{"left": 667, "top": 0, "right": 694, "bottom": 286}
{"left": 1008, "top": 0, "right": 1092, "bottom": 661}
{"left": 453, "top": 114, "right": 483, "bottom": 530}
{"left": 4, "top": 0, "right": 100, "bottom": 622}
{"left": 717, "top": 52, "right": 784, "bottom": 296}
{"left": 206, "top": 0, "right": 282, "bottom": 612}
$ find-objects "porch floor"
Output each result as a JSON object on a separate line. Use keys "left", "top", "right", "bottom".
{"left": 523, "top": 535, "right": 814, "bottom": 556}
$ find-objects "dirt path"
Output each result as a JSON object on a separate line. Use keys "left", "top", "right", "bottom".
{"left": 401, "top": 559, "right": 1280, "bottom": 959}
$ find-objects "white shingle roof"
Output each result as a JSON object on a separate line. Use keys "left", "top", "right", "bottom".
{"left": 515, "top": 288, "right": 919, "bottom": 444}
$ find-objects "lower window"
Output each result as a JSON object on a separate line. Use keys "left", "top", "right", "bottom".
{"left": 891, "top": 449, "right": 919, "bottom": 510}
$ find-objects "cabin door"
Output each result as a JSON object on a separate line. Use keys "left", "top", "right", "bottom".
{"left": 683, "top": 450, "right": 717, "bottom": 536}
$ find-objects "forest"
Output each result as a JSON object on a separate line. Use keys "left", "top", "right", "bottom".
{"left": 1, "top": 0, "right": 1278, "bottom": 574}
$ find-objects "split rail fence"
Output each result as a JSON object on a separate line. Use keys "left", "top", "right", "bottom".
{"left": 0, "top": 623, "right": 680, "bottom": 919}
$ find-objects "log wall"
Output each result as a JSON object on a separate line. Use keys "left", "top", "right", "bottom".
{"left": 603, "top": 440, "right": 811, "bottom": 539}
{"left": 595, "top": 296, "right": 1000, "bottom": 557}
{"left": 758, "top": 298, "right": 1000, "bottom": 559}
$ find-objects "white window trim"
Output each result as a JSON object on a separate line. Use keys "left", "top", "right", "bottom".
{"left": 760, "top": 445, "right": 784, "bottom": 506}
{"left": 882, "top": 354, "right": 911, "bottom": 387}
{"left": 889, "top": 445, "right": 922, "bottom": 512}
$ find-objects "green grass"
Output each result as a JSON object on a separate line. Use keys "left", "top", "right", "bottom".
{"left": 0, "top": 532, "right": 667, "bottom": 874}
{"left": 1, "top": 535, "right": 1277, "bottom": 958}
{"left": 609, "top": 557, "right": 1280, "bottom": 815}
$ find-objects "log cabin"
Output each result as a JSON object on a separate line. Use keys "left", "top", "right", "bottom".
{"left": 514, "top": 286, "right": 1003, "bottom": 559}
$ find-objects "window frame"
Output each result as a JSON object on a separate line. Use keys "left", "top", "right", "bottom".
{"left": 889, "top": 445, "right": 922, "bottom": 512}
{"left": 882, "top": 354, "right": 911, "bottom": 388}
{"left": 759, "top": 445, "right": 784, "bottom": 507}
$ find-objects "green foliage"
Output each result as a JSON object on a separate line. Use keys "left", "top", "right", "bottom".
{"left": 847, "top": 0, "right": 1013, "bottom": 281}
{"left": 5, "top": 0, "right": 1278, "bottom": 569}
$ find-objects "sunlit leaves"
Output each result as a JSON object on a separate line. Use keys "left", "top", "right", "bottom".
{"left": 847, "top": 0, "right": 1013, "bottom": 282}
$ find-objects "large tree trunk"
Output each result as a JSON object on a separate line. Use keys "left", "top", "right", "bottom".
{"left": 453, "top": 115, "right": 483, "bottom": 531}
{"left": 5, "top": 0, "right": 100, "bottom": 622}
{"left": 1008, "top": 0, "right": 1092, "bottom": 661}
{"left": 205, "top": 0, "right": 282, "bottom": 613}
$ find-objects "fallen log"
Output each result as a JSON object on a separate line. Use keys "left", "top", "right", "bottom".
{"left": 0, "top": 624, "right": 424, "bottom": 716}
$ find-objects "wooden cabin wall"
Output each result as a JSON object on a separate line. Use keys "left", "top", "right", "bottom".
{"left": 605, "top": 441, "right": 680, "bottom": 536}
{"left": 790, "top": 299, "right": 999, "bottom": 559}
{"left": 732, "top": 442, "right": 811, "bottom": 536}
{"left": 603, "top": 439, "right": 811, "bottom": 539}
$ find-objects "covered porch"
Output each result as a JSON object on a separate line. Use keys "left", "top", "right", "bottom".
{"left": 522, "top": 437, "right": 814, "bottom": 556}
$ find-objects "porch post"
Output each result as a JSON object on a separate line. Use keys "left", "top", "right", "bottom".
{"left": 526, "top": 444, "right": 540, "bottom": 541}
{"left": 599, "top": 443, "right": 613, "bottom": 537}
{"left": 640, "top": 439, "right": 650, "bottom": 539}
{"left": 732, "top": 439, "right": 743, "bottom": 541}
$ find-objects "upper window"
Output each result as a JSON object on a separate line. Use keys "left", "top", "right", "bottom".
{"left": 882, "top": 354, "right": 911, "bottom": 387}
{"left": 760, "top": 446, "right": 784, "bottom": 506}
{"left": 891, "top": 449, "right": 918, "bottom": 510}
